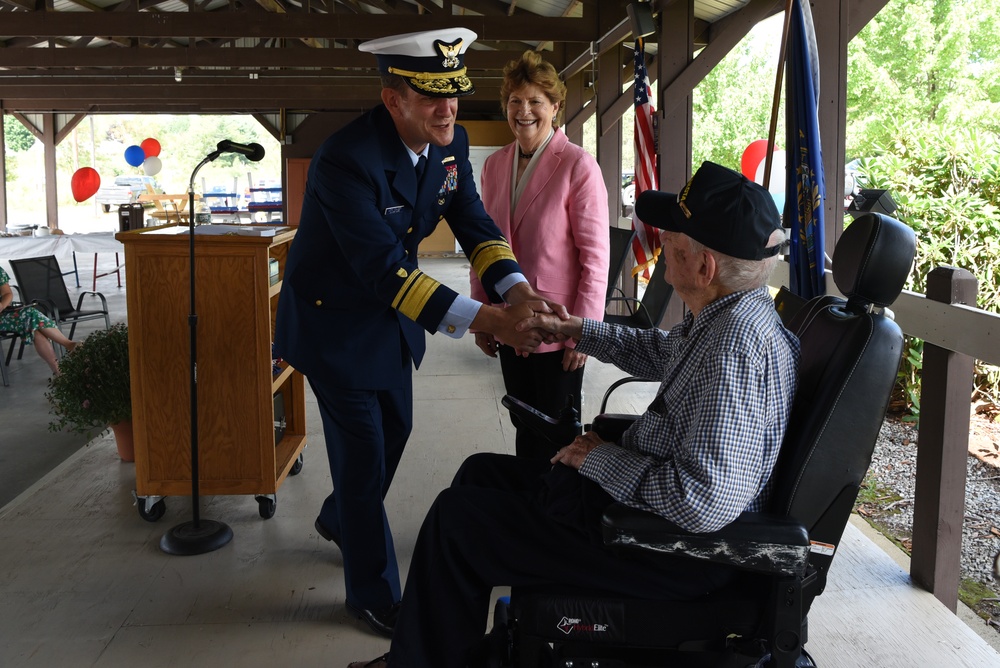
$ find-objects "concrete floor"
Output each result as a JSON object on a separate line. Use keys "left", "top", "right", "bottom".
{"left": 0, "top": 252, "right": 129, "bottom": 508}
{"left": 1, "top": 254, "right": 999, "bottom": 667}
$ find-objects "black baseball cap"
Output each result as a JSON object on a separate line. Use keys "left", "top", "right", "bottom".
{"left": 634, "top": 161, "right": 783, "bottom": 261}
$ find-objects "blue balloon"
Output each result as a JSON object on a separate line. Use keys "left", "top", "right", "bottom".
{"left": 124, "top": 145, "right": 146, "bottom": 167}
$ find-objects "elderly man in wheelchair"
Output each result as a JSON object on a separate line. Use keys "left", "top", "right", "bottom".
{"left": 349, "top": 161, "right": 915, "bottom": 668}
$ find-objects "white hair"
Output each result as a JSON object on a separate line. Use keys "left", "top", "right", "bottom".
{"left": 690, "top": 227, "right": 787, "bottom": 292}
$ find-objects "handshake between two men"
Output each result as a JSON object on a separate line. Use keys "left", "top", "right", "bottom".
{"left": 469, "top": 281, "right": 586, "bottom": 365}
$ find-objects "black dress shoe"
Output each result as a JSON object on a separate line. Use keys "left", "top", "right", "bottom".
{"left": 314, "top": 517, "right": 342, "bottom": 549}
{"left": 346, "top": 600, "right": 401, "bottom": 638}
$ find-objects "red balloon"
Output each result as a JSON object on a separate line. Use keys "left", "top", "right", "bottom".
{"left": 140, "top": 137, "right": 161, "bottom": 158}
{"left": 740, "top": 139, "right": 776, "bottom": 181}
{"left": 71, "top": 167, "right": 101, "bottom": 202}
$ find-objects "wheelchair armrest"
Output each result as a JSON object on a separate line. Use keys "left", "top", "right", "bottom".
{"left": 601, "top": 503, "right": 810, "bottom": 576}
{"left": 501, "top": 394, "right": 581, "bottom": 446}
{"left": 588, "top": 413, "right": 636, "bottom": 443}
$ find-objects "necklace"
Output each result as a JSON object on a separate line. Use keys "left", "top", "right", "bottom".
{"left": 518, "top": 148, "right": 535, "bottom": 160}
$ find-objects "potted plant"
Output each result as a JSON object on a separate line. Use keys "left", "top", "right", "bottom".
{"left": 46, "top": 322, "right": 134, "bottom": 462}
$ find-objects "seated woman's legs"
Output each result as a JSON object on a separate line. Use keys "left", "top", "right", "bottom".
{"left": 33, "top": 326, "right": 77, "bottom": 374}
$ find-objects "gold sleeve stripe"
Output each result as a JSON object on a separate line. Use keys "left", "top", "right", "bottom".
{"left": 393, "top": 270, "right": 441, "bottom": 321}
{"left": 392, "top": 269, "right": 421, "bottom": 309}
{"left": 470, "top": 240, "right": 516, "bottom": 277}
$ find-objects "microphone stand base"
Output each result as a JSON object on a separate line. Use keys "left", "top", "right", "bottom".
{"left": 160, "top": 519, "right": 234, "bottom": 556}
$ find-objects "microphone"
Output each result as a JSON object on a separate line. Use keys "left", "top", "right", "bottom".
{"left": 215, "top": 140, "right": 266, "bottom": 162}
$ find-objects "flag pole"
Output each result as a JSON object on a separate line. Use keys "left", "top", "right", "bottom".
{"left": 764, "top": 0, "right": 796, "bottom": 188}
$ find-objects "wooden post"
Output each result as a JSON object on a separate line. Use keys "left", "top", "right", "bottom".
{"left": 910, "top": 266, "right": 977, "bottom": 612}
{"left": 656, "top": 0, "right": 694, "bottom": 330}
{"left": 595, "top": 8, "right": 623, "bottom": 230}
{"left": 43, "top": 115, "right": 58, "bottom": 230}
{"left": 0, "top": 116, "right": 6, "bottom": 232}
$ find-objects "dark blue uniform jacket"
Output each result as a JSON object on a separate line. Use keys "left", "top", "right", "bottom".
{"left": 275, "top": 104, "right": 522, "bottom": 389}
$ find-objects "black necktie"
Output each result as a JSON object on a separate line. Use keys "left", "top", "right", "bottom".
{"left": 415, "top": 155, "right": 427, "bottom": 184}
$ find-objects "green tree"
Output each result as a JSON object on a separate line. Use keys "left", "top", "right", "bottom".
{"left": 3, "top": 114, "right": 35, "bottom": 152}
{"left": 693, "top": 20, "right": 783, "bottom": 172}
{"left": 846, "top": 0, "right": 1000, "bottom": 158}
{"left": 55, "top": 114, "right": 281, "bottom": 198}
{"left": 845, "top": 0, "right": 1000, "bottom": 415}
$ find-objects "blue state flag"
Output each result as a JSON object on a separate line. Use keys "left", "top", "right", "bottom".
{"left": 785, "top": 0, "right": 826, "bottom": 299}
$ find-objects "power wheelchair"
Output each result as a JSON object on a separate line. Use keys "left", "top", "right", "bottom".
{"left": 487, "top": 212, "right": 916, "bottom": 668}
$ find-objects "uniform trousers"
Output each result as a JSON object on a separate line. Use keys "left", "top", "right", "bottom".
{"left": 308, "top": 370, "right": 412, "bottom": 609}
{"left": 497, "top": 345, "right": 585, "bottom": 460}
{"left": 387, "top": 452, "right": 737, "bottom": 668}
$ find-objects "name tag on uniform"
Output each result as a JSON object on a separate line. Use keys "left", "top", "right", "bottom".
{"left": 384, "top": 205, "right": 404, "bottom": 215}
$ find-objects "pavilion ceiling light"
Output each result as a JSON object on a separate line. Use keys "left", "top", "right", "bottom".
{"left": 174, "top": 67, "right": 183, "bottom": 83}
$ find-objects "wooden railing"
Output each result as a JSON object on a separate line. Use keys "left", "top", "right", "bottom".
{"left": 772, "top": 262, "right": 1000, "bottom": 612}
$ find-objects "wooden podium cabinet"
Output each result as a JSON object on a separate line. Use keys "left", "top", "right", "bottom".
{"left": 116, "top": 225, "right": 306, "bottom": 521}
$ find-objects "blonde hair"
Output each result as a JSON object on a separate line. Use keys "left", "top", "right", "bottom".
{"left": 499, "top": 51, "right": 566, "bottom": 127}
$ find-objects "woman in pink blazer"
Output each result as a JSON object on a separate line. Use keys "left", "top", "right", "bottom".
{"left": 471, "top": 50, "right": 609, "bottom": 460}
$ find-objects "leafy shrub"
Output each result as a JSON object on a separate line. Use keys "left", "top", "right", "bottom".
{"left": 46, "top": 323, "right": 131, "bottom": 437}
{"left": 853, "top": 120, "right": 1000, "bottom": 418}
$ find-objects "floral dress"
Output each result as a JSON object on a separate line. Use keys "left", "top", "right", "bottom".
{"left": 0, "top": 267, "right": 56, "bottom": 345}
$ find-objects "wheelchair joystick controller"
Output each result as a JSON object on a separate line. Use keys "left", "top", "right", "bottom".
{"left": 557, "top": 397, "right": 582, "bottom": 439}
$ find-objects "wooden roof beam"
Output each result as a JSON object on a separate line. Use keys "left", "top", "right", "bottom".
{"left": 0, "top": 46, "right": 558, "bottom": 69}
{"left": 0, "top": 13, "right": 597, "bottom": 41}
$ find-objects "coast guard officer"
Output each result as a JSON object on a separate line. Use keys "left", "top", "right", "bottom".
{"left": 274, "top": 28, "right": 563, "bottom": 638}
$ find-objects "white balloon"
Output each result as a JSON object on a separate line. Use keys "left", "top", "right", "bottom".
{"left": 753, "top": 150, "right": 785, "bottom": 193}
{"left": 754, "top": 150, "right": 786, "bottom": 212}
{"left": 143, "top": 156, "right": 163, "bottom": 176}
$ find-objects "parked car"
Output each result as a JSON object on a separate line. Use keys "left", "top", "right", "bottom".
{"left": 95, "top": 175, "right": 159, "bottom": 212}
{"left": 622, "top": 171, "right": 636, "bottom": 207}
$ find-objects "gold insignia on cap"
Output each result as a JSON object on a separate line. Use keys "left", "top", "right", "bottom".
{"left": 396, "top": 267, "right": 408, "bottom": 278}
{"left": 436, "top": 38, "right": 464, "bottom": 69}
{"left": 387, "top": 67, "right": 473, "bottom": 95}
{"left": 677, "top": 180, "right": 694, "bottom": 219}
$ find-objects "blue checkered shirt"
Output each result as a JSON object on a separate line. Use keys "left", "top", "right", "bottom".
{"left": 576, "top": 287, "right": 800, "bottom": 533}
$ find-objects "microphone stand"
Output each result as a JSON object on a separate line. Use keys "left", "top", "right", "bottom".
{"left": 159, "top": 148, "right": 234, "bottom": 555}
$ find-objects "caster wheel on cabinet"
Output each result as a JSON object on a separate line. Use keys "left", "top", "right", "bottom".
{"left": 256, "top": 495, "right": 276, "bottom": 519}
{"left": 138, "top": 498, "right": 166, "bottom": 522}
{"left": 289, "top": 453, "right": 304, "bottom": 476}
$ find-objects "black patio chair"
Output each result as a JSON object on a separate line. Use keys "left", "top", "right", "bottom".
{"left": 1, "top": 286, "right": 25, "bottom": 386}
{"left": 8, "top": 255, "right": 111, "bottom": 342}
{"left": 606, "top": 225, "right": 637, "bottom": 306}
{"left": 604, "top": 253, "right": 673, "bottom": 329}
{"left": 0, "top": 328, "right": 15, "bottom": 386}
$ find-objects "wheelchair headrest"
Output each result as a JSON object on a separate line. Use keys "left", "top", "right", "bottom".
{"left": 832, "top": 213, "right": 915, "bottom": 310}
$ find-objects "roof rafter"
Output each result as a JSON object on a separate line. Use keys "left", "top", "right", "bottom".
{"left": 0, "top": 12, "right": 597, "bottom": 41}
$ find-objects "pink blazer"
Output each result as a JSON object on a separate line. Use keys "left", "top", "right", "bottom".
{"left": 471, "top": 129, "right": 610, "bottom": 352}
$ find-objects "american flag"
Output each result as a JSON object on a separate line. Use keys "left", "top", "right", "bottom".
{"left": 631, "top": 37, "right": 660, "bottom": 279}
